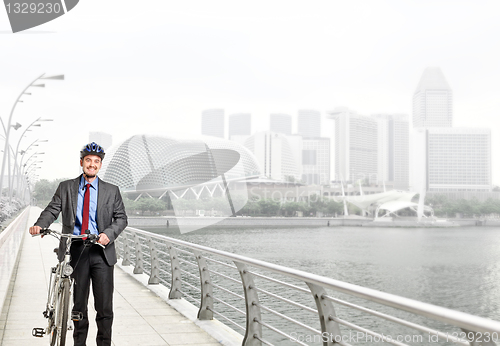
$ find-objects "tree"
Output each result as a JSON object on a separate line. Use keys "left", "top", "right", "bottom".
{"left": 479, "top": 198, "right": 500, "bottom": 215}
{"left": 33, "top": 178, "right": 67, "bottom": 205}
{"left": 135, "top": 198, "right": 167, "bottom": 215}
{"left": 425, "top": 194, "right": 449, "bottom": 216}
{"left": 281, "top": 201, "right": 302, "bottom": 216}
{"left": 123, "top": 198, "right": 138, "bottom": 214}
{"left": 240, "top": 199, "right": 260, "bottom": 216}
{"left": 258, "top": 199, "right": 281, "bottom": 216}
{"left": 324, "top": 199, "right": 343, "bottom": 216}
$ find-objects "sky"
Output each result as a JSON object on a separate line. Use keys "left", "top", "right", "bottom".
{"left": 0, "top": 0, "right": 499, "bottom": 184}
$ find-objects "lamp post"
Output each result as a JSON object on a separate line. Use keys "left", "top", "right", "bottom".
{"left": 0, "top": 73, "right": 63, "bottom": 198}
{"left": 8, "top": 118, "right": 52, "bottom": 200}
{"left": 24, "top": 164, "right": 42, "bottom": 205}
{"left": 17, "top": 151, "right": 44, "bottom": 200}
{"left": 12, "top": 139, "right": 47, "bottom": 200}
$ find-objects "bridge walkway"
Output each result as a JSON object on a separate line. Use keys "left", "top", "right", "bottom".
{"left": 0, "top": 208, "right": 224, "bottom": 346}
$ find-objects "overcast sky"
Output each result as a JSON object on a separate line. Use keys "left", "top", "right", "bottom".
{"left": 0, "top": 0, "right": 499, "bottom": 184}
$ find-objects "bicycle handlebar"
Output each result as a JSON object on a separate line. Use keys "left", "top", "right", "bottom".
{"left": 35, "top": 229, "right": 105, "bottom": 248}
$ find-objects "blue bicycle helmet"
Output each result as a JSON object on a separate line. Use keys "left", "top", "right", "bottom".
{"left": 80, "top": 142, "right": 105, "bottom": 160}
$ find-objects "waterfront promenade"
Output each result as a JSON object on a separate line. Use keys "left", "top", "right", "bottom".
{"left": 0, "top": 208, "right": 235, "bottom": 346}
{"left": 3, "top": 208, "right": 500, "bottom": 346}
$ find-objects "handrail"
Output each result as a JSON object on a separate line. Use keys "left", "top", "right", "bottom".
{"left": 0, "top": 207, "right": 29, "bottom": 311}
{"left": 116, "top": 226, "right": 500, "bottom": 346}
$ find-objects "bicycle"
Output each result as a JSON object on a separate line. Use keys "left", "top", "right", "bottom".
{"left": 31, "top": 228, "right": 104, "bottom": 346}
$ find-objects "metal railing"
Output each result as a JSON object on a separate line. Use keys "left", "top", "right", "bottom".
{"left": 115, "top": 227, "right": 500, "bottom": 346}
{"left": 0, "top": 207, "right": 29, "bottom": 312}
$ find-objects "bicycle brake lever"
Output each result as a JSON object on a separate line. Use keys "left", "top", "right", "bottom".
{"left": 94, "top": 234, "right": 105, "bottom": 248}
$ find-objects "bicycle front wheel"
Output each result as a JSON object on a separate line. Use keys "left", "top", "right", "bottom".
{"left": 55, "top": 278, "right": 70, "bottom": 346}
{"left": 47, "top": 269, "right": 59, "bottom": 346}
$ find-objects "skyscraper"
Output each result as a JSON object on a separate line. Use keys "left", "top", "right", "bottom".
{"left": 269, "top": 113, "right": 292, "bottom": 135}
{"left": 89, "top": 132, "right": 112, "bottom": 150}
{"left": 410, "top": 67, "right": 492, "bottom": 192}
{"left": 297, "top": 109, "right": 321, "bottom": 138}
{"left": 410, "top": 128, "right": 491, "bottom": 192}
{"left": 327, "top": 107, "right": 378, "bottom": 183}
{"left": 413, "top": 67, "right": 453, "bottom": 128}
{"left": 372, "top": 114, "right": 409, "bottom": 189}
{"left": 302, "top": 138, "right": 330, "bottom": 185}
{"left": 228, "top": 113, "right": 251, "bottom": 139}
{"left": 201, "top": 109, "right": 224, "bottom": 138}
{"left": 232, "top": 131, "right": 302, "bottom": 182}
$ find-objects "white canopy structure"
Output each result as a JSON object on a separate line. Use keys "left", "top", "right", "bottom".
{"left": 342, "top": 189, "right": 434, "bottom": 219}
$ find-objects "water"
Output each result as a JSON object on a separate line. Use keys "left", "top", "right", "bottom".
{"left": 141, "top": 225, "right": 500, "bottom": 344}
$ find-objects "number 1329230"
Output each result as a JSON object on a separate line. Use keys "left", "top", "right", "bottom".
{"left": 5, "top": 2, "right": 62, "bottom": 14}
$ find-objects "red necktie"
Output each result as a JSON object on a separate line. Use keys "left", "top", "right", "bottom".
{"left": 81, "top": 183, "right": 91, "bottom": 237}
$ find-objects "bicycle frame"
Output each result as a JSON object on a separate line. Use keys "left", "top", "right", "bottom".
{"left": 32, "top": 229, "right": 102, "bottom": 346}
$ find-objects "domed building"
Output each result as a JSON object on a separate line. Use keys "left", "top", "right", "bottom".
{"left": 100, "top": 134, "right": 261, "bottom": 197}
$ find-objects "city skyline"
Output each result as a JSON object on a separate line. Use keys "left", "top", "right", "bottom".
{"left": 0, "top": 1, "right": 498, "bottom": 185}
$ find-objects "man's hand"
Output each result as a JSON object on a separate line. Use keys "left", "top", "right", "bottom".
{"left": 29, "top": 225, "right": 42, "bottom": 235}
{"left": 98, "top": 233, "right": 110, "bottom": 246}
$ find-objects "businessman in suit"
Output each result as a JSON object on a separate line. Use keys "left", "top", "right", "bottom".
{"left": 29, "top": 142, "right": 128, "bottom": 346}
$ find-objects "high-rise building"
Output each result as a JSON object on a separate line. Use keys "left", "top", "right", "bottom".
{"left": 228, "top": 113, "right": 251, "bottom": 139}
{"left": 89, "top": 132, "right": 112, "bottom": 150}
{"left": 269, "top": 113, "right": 292, "bottom": 135}
{"left": 410, "top": 128, "right": 491, "bottom": 192}
{"left": 232, "top": 131, "right": 302, "bottom": 182}
{"left": 297, "top": 109, "right": 321, "bottom": 138}
{"left": 413, "top": 67, "right": 453, "bottom": 128}
{"left": 327, "top": 107, "right": 378, "bottom": 183}
{"left": 410, "top": 67, "right": 492, "bottom": 193}
{"left": 302, "top": 138, "right": 330, "bottom": 185}
{"left": 372, "top": 114, "right": 409, "bottom": 189}
{"left": 201, "top": 109, "right": 225, "bottom": 138}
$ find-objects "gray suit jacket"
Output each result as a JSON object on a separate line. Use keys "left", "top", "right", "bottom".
{"left": 34, "top": 175, "right": 128, "bottom": 265}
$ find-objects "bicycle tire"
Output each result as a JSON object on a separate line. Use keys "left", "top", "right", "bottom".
{"left": 49, "top": 317, "right": 57, "bottom": 346}
{"left": 55, "top": 278, "right": 70, "bottom": 346}
{"left": 49, "top": 315, "right": 57, "bottom": 346}
{"left": 48, "top": 272, "right": 59, "bottom": 346}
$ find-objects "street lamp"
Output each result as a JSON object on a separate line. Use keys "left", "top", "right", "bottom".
{"left": 17, "top": 152, "right": 45, "bottom": 200}
{"left": 8, "top": 118, "right": 52, "bottom": 200}
{"left": 0, "top": 73, "right": 63, "bottom": 199}
{"left": 24, "top": 165, "right": 42, "bottom": 205}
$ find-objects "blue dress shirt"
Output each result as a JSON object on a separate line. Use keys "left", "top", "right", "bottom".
{"left": 73, "top": 176, "right": 99, "bottom": 235}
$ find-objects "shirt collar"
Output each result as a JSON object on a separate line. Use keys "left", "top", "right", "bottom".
{"left": 80, "top": 175, "right": 99, "bottom": 190}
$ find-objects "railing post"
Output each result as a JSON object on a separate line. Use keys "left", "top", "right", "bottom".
{"left": 166, "top": 242, "right": 182, "bottom": 299}
{"left": 133, "top": 234, "right": 144, "bottom": 274}
{"left": 307, "top": 283, "right": 342, "bottom": 346}
{"left": 116, "top": 238, "right": 121, "bottom": 259}
{"left": 121, "top": 233, "right": 131, "bottom": 266}
{"left": 193, "top": 250, "right": 213, "bottom": 320}
{"left": 234, "top": 261, "right": 262, "bottom": 346}
{"left": 461, "top": 328, "right": 497, "bottom": 346}
{"left": 147, "top": 237, "right": 160, "bottom": 285}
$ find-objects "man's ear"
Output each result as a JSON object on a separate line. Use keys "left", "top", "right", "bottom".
{"left": 80, "top": 159, "right": 83, "bottom": 167}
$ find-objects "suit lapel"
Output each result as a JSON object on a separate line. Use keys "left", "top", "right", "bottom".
{"left": 70, "top": 175, "right": 81, "bottom": 221}
{"left": 97, "top": 178, "right": 106, "bottom": 232}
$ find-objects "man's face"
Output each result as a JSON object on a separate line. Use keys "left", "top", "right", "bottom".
{"left": 80, "top": 154, "right": 102, "bottom": 178}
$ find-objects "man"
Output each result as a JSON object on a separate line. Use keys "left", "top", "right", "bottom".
{"left": 29, "top": 142, "right": 128, "bottom": 346}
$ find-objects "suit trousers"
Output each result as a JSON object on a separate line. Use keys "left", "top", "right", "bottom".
{"left": 70, "top": 241, "right": 114, "bottom": 346}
